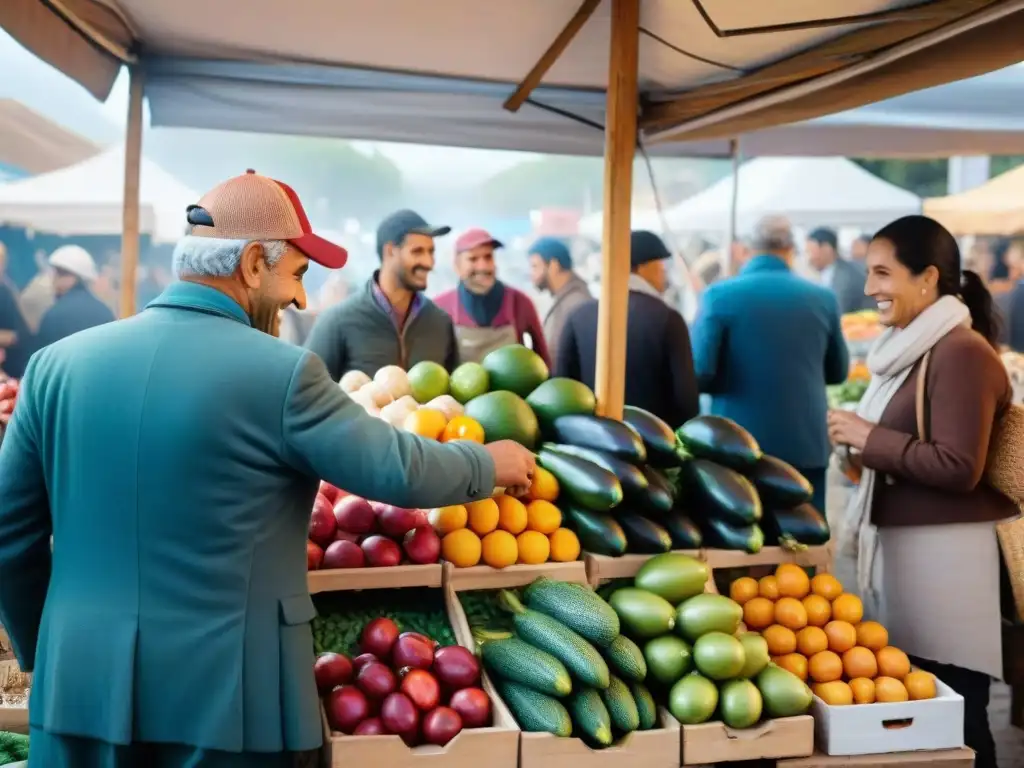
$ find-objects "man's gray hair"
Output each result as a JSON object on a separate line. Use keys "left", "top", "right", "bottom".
{"left": 750, "top": 215, "right": 795, "bottom": 254}
{"left": 172, "top": 236, "right": 288, "bottom": 278}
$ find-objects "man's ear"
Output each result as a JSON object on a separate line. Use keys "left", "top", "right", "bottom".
{"left": 239, "top": 242, "right": 266, "bottom": 289}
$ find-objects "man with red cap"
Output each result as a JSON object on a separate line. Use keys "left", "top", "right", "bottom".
{"left": 0, "top": 171, "right": 535, "bottom": 768}
{"left": 434, "top": 228, "right": 550, "bottom": 365}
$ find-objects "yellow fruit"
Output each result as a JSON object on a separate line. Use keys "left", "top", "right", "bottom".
{"left": 802, "top": 594, "right": 832, "bottom": 627}
{"left": 823, "top": 620, "right": 857, "bottom": 653}
{"left": 809, "top": 650, "right": 844, "bottom": 683}
{"left": 832, "top": 594, "right": 864, "bottom": 624}
{"left": 481, "top": 530, "right": 518, "bottom": 569}
{"left": 516, "top": 530, "right": 551, "bottom": 564}
{"left": 904, "top": 670, "right": 937, "bottom": 701}
{"left": 849, "top": 677, "right": 876, "bottom": 704}
{"left": 527, "top": 466, "right": 559, "bottom": 502}
{"left": 442, "top": 529, "right": 482, "bottom": 568}
{"left": 763, "top": 625, "right": 797, "bottom": 656}
{"left": 525, "top": 500, "right": 562, "bottom": 534}
{"left": 774, "top": 597, "right": 808, "bottom": 631}
{"left": 796, "top": 626, "right": 829, "bottom": 657}
{"left": 775, "top": 563, "right": 811, "bottom": 599}
{"left": 876, "top": 646, "right": 911, "bottom": 680}
{"left": 810, "top": 573, "right": 844, "bottom": 601}
{"left": 855, "top": 621, "right": 889, "bottom": 652}
{"left": 403, "top": 407, "right": 448, "bottom": 439}
{"left": 814, "top": 681, "right": 854, "bottom": 706}
{"left": 758, "top": 575, "right": 780, "bottom": 600}
{"left": 776, "top": 653, "right": 808, "bottom": 681}
{"left": 466, "top": 498, "right": 500, "bottom": 536}
{"left": 494, "top": 495, "right": 528, "bottom": 534}
{"left": 442, "top": 416, "right": 485, "bottom": 444}
{"left": 743, "top": 597, "right": 776, "bottom": 630}
{"left": 842, "top": 646, "right": 879, "bottom": 680}
{"left": 428, "top": 504, "right": 468, "bottom": 535}
{"left": 548, "top": 528, "right": 580, "bottom": 562}
{"left": 730, "top": 577, "right": 760, "bottom": 605}
{"left": 874, "top": 676, "right": 909, "bottom": 703}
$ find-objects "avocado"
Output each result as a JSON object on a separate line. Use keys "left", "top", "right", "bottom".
{"left": 465, "top": 390, "right": 541, "bottom": 449}
{"left": 481, "top": 344, "right": 548, "bottom": 398}
{"left": 719, "top": 678, "right": 764, "bottom": 729}
{"left": 608, "top": 588, "right": 676, "bottom": 639}
{"left": 643, "top": 635, "right": 693, "bottom": 687}
{"left": 737, "top": 633, "right": 771, "bottom": 679}
{"left": 634, "top": 552, "right": 709, "bottom": 604}
{"left": 675, "top": 594, "right": 743, "bottom": 641}
{"left": 526, "top": 378, "right": 596, "bottom": 434}
{"left": 668, "top": 674, "right": 719, "bottom": 725}
{"left": 692, "top": 632, "right": 746, "bottom": 681}
{"left": 756, "top": 664, "right": 813, "bottom": 718}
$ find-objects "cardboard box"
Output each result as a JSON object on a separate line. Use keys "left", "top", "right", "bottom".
{"left": 585, "top": 551, "right": 701, "bottom": 586}
{"left": 308, "top": 564, "right": 443, "bottom": 594}
{"left": 680, "top": 715, "right": 815, "bottom": 765}
{"left": 778, "top": 746, "right": 975, "bottom": 768}
{"left": 0, "top": 659, "right": 29, "bottom": 734}
{"left": 812, "top": 678, "right": 964, "bottom": 756}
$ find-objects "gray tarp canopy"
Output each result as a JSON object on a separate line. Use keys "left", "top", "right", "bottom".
{"left": 0, "top": 99, "right": 97, "bottom": 176}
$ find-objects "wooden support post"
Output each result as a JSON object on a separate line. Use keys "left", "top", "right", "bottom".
{"left": 594, "top": 0, "right": 640, "bottom": 420}
{"left": 119, "top": 65, "right": 144, "bottom": 318}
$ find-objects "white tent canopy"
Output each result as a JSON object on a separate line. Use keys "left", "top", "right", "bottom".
{"left": 0, "top": 145, "right": 197, "bottom": 242}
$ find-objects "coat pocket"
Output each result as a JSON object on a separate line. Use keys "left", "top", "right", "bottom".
{"left": 278, "top": 593, "right": 322, "bottom": 751}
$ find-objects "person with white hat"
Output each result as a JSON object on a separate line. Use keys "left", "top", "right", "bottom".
{"left": 33, "top": 244, "right": 115, "bottom": 352}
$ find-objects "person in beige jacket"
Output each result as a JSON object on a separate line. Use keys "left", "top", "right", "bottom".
{"left": 528, "top": 237, "right": 591, "bottom": 366}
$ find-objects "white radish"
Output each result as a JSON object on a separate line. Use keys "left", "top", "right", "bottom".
{"left": 374, "top": 365, "right": 412, "bottom": 399}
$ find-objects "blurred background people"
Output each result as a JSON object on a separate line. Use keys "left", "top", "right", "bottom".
{"left": 33, "top": 245, "right": 115, "bottom": 351}
{"left": 807, "top": 226, "right": 872, "bottom": 315}
{"left": 528, "top": 236, "right": 590, "bottom": 366}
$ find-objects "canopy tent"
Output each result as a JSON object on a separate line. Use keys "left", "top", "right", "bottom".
{"left": 924, "top": 163, "right": 1024, "bottom": 236}
{"left": 0, "top": 99, "right": 98, "bottom": 176}
{"left": 0, "top": 145, "right": 198, "bottom": 242}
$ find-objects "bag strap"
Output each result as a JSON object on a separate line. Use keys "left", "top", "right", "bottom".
{"left": 915, "top": 350, "right": 932, "bottom": 442}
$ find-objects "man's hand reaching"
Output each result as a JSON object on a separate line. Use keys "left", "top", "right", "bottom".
{"left": 484, "top": 440, "right": 536, "bottom": 498}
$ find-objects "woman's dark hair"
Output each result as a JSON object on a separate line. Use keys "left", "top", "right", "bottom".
{"left": 872, "top": 215, "right": 1000, "bottom": 348}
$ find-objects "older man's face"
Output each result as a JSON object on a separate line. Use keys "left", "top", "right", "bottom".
{"left": 246, "top": 243, "right": 309, "bottom": 337}
{"left": 458, "top": 245, "right": 498, "bottom": 294}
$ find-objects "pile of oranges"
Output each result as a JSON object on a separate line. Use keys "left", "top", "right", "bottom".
{"left": 403, "top": 410, "right": 487, "bottom": 443}
{"left": 730, "top": 563, "right": 938, "bottom": 706}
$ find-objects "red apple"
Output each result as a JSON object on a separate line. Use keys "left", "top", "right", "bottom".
{"left": 360, "top": 619, "right": 399, "bottom": 658}
{"left": 449, "top": 687, "right": 491, "bottom": 728}
{"left": 353, "top": 716, "right": 385, "bottom": 735}
{"left": 403, "top": 526, "right": 441, "bottom": 565}
{"left": 334, "top": 530, "right": 361, "bottom": 544}
{"left": 322, "top": 539, "right": 365, "bottom": 569}
{"left": 328, "top": 685, "right": 369, "bottom": 734}
{"left": 314, "top": 652, "right": 353, "bottom": 692}
{"left": 361, "top": 536, "right": 401, "bottom": 567}
{"left": 309, "top": 494, "right": 337, "bottom": 546}
{"left": 319, "top": 481, "right": 344, "bottom": 505}
{"left": 422, "top": 706, "right": 463, "bottom": 746}
{"left": 372, "top": 503, "right": 426, "bottom": 539}
{"left": 335, "top": 496, "right": 376, "bottom": 535}
{"left": 306, "top": 540, "right": 324, "bottom": 571}
{"left": 400, "top": 669, "right": 441, "bottom": 710}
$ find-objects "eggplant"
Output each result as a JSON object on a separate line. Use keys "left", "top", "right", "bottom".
{"left": 676, "top": 415, "right": 762, "bottom": 470}
{"left": 700, "top": 516, "right": 764, "bottom": 554}
{"left": 685, "top": 459, "right": 762, "bottom": 526}
{"left": 637, "top": 466, "right": 674, "bottom": 515}
{"left": 564, "top": 506, "right": 628, "bottom": 556}
{"left": 762, "top": 503, "right": 831, "bottom": 547}
{"left": 661, "top": 509, "right": 703, "bottom": 549}
{"left": 617, "top": 512, "right": 672, "bottom": 554}
{"left": 749, "top": 456, "right": 813, "bottom": 508}
{"left": 622, "top": 406, "right": 679, "bottom": 467}
{"left": 542, "top": 443, "right": 648, "bottom": 499}
{"left": 551, "top": 414, "right": 647, "bottom": 465}
{"left": 537, "top": 447, "right": 623, "bottom": 512}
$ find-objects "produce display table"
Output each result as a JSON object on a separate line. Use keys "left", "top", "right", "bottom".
{"left": 308, "top": 564, "right": 443, "bottom": 593}
{"left": 777, "top": 747, "right": 975, "bottom": 768}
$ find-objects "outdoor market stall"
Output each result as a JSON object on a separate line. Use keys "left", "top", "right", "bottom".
{"left": 924, "top": 161, "right": 1024, "bottom": 236}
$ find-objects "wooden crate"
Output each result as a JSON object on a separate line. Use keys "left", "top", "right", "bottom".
{"left": 443, "top": 561, "right": 586, "bottom": 591}
{"left": 777, "top": 747, "right": 975, "bottom": 768}
{"left": 308, "top": 564, "right": 443, "bottom": 594}
{"left": 701, "top": 545, "right": 833, "bottom": 572}
{"left": 680, "top": 715, "right": 815, "bottom": 764}
{"left": 585, "top": 551, "right": 701, "bottom": 586}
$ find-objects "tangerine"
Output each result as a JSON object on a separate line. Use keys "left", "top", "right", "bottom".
{"left": 832, "top": 593, "right": 864, "bottom": 624}
{"left": 904, "top": 670, "right": 938, "bottom": 701}
{"left": 842, "top": 646, "right": 879, "bottom": 680}
{"left": 466, "top": 498, "right": 500, "bottom": 535}
{"left": 525, "top": 500, "right": 562, "bottom": 534}
{"left": 809, "top": 650, "right": 844, "bottom": 683}
{"left": 526, "top": 465, "right": 560, "bottom": 502}
{"left": 516, "top": 530, "right": 551, "bottom": 564}
{"left": 810, "top": 573, "right": 844, "bottom": 601}
{"left": 427, "top": 504, "right": 468, "bottom": 535}
{"left": 775, "top": 652, "right": 809, "bottom": 681}
{"left": 802, "top": 594, "right": 832, "bottom": 627}
{"left": 823, "top": 620, "right": 857, "bottom": 653}
{"left": 494, "top": 495, "right": 528, "bottom": 534}
{"left": 481, "top": 530, "right": 518, "bottom": 568}
{"left": 874, "top": 676, "right": 909, "bottom": 703}
{"left": 442, "top": 415, "right": 486, "bottom": 443}
{"left": 403, "top": 408, "right": 448, "bottom": 439}
{"left": 743, "top": 597, "right": 776, "bottom": 630}
{"left": 849, "top": 677, "right": 876, "bottom": 704}
{"left": 775, "top": 563, "right": 811, "bottom": 599}
{"left": 813, "top": 680, "right": 853, "bottom": 706}
{"left": 774, "top": 597, "right": 809, "bottom": 631}
{"left": 730, "top": 577, "right": 760, "bottom": 605}
{"left": 441, "top": 528, "right": 482, "bottom": 568}
{"left": 796, "top": 626, "right": 829, "bottom": 657}
{"left": 855, "top": 621, "right": 889, "bottom": 652}
{"left": 548, "top": 528, "right": 581, "bottom": 562}
{"left": 762, "top": 624, "right": 797, "bottom": 656}
{"left": 758, "top": 575, "right": 780, "bottom": 600}
{"left": 876, "top": 646, "right": 911, "bottom": 680}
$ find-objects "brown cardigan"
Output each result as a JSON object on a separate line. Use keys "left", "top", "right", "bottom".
{"left": 862, "top": 325, "right": 1017, "bottom": 527}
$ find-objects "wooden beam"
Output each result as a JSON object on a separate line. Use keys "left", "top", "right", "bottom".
{"left": 119, "top": 65, "right": 144, "bottom": 318}
{"left": 594, "top": 0, "right": 640, "bottom": 421}
{"left": 503, "top": 0, "right": 603, "bottom": 112}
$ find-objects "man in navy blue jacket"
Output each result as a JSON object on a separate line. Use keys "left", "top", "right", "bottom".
{"left": 691, "top": 215, "right": 849, "bottom": 511}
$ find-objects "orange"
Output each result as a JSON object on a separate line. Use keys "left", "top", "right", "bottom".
{"left": 441, "top": 528, "right": 482, "bottom": 568}
{"left": 466, "top": 498, "right": 500, "bottom": 535}
{"left": 775, "top": 653, "right": 808, "bottom": 681}
{"left": 832, "top": 594, "right": 864, "bottom": 624}
{"left": 481, "top": 530, "right": 518, "bottom": 568}
{"left": 548, "top": 528, "right": 581, "bottom": 562}
{"left": 802, "top": 594, "right": 832, "bottom": 627}
{"left": 525, "top": 500, "right": 562, "bottom": 534}
{"left": 808, "top": 650, "right": 844, "bottom": 683}
{"left": 904, "top": 670, "right": 938, "bottom": 701}
{"left": 796, "top": 626, "right": 829, "bottom": 657}
{"left": 730, "top": 577, "right": 760, "bottom": 605}
{"left": 849, "top": 677, "right": 876, "bottom": 704}
{"left": 810, "top": 573, "right": 844, "bottom": 601}
{"left": 404, "top": 407, "right": 449, "bottom": 439}
{"left": 427, "top": 504, "right": 468, "bottom": 535}
{"left": 774, "top": 597, "right": 808, "bottom": 631}
{"left": 762, "top": 624, "right": 797, "bottom": 656}
{"left": 855, "top": 621, "right": 889, "bottom": 652}
{"left": 495, "top": 495, "right": 528, "bottom": 534}
{"left": 743, "top": 597, "right": 776, "bottom": 630}
{"left": 526, "top": 466, "right": 559, "bottom": 502}
{"left": 813, "top": 681, "right": 853, "bottom": 706}
{"left": 842, "top": 646, "right": 879, "bottom": 680}
{"left": 775, "top": 563, "right": 811, "bottom": 599}
{"left": 876, "top": 646, "right": 911, "bottom": 680}
{"left": 823, "top": 621, "right": 857, "bottom": 653}
{"left": 516, "top": 530, "right": 551, "bottom": 564}
{"left": 442, "top": 415, "right": 485, "bottom": 444}
{"left": 874, "top": 676, "right": 909, "bottom": 703}
{"left": 758, "top": 575, "right": 780, "bottom": 600}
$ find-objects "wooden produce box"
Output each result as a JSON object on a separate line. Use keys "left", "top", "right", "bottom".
{"left": 585, "top": 550, "right": 701, "bottom": 586}
{"left": 447, "top": 564, "right": 679, "bottom": 768}
{"left": 443, "top": 561, "right": 586, "bottom": 591}
{"left": 681, "top": 714, "right": 814, "bottom": 764}
{"left": 778, "top": 746, "right": 975, "bottom": 768}
{"left": 320, "top": 584, "right": 519, "bottom": 768}
{"left": 701, "top": 545, "right": 833, "bottom": 572}
{"left": 308, "top": 564, "right": 442, "bottom": 594}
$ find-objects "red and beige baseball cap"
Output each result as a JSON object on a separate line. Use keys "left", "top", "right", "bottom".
{"left": 455, "top": 228, "right": 504, "bottom": 253}
{"left": 186, "top": 169, "right": 348, "bottom": 269}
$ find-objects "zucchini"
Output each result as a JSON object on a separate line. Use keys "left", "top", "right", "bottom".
{"left": 617, "top": 512, "right": 672, "bottom": 554}
{"left": 542, "top": 443, "right": 648, "bottom": 499}
{"left": 480, "top": 636, "right": 573, "bottom": 696}
{"left": 564, "top": 506, "right": 628, "bottom": 556}
{"left": 677, "top": 415, "right": 762, "bottom": 470}
{"left": 524, "top": 577, "right": 621, "bottom": 647}
{"left": 602, "top": 635, "right": 647, "bottom": 683}
{"left": 687, "top": 459, "right": 762, "bottom": 526}
{"left": 537, "top": 447, "right": 623, "bottom": 511}
{"left": 700, "top": 517, "right": 765, "bottom": 554}
{"left": 637, "top": 466, "right": 674, "bottom": 515}
{"left": 661, "top": 509, "right": 703, "bottom": 549}
{"left": 630, "top": 682, "right": 658, "bottom": 730}
{"left": 498, "top": 591, "right": 610, "bottom": 689}
{"left": 749, "top": 455, "right": 813, "bottom": 508}
{"left": 567, "top": 688, "right": 613, "bottom": 747}
{"left": 551, "top": 414, "right": 647, "bottom": 465}
{"left": 601, "top": 675, "right": 640, "bottom": 733}
{"left": 495, "top": 679, "right": 573, "bottom": 736}
{"left": 762, "top": 503, "right": 831, "bottom": 547}
{"left": 623, "top": 406, "right": 679, "bottom": 467}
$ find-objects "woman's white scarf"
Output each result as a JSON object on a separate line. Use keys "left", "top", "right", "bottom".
{"left": 841, "top": 295, "right": 971, "bottom": 607}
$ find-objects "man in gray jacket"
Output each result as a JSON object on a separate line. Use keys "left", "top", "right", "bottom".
{"left": 806, "top": 227, "right": 871, "bottom": 316}
{"left": 528, "top": 237, "right": 591, "bottom": 366}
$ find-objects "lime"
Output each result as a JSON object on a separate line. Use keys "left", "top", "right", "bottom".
{"left": 408, "top": 361, "right": 450, "bottom": 404}
{"left": 449, "top": 362, "right": 489, "bottom": 404}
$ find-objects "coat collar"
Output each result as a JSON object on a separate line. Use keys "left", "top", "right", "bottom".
{"left": 742, "top": 254, "right": 791, "bottom": 275}
{"left": 628, "top": 273, "right": 662, "bottom": 299}
{"left": 147, "top": 281, "right": 252, "bottom": 327}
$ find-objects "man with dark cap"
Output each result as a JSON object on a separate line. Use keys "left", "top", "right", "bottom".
{"left": 554, "top": 230, "right": 699, "bottom": 428}
{"left": 806, "top": 226, "right": 871, "bottom": 315}
{"left": 305, "top": 209, "right": 459, "bottom": 380}
{"left": 528, "top": 237, "right": 591, "bottom": 365}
